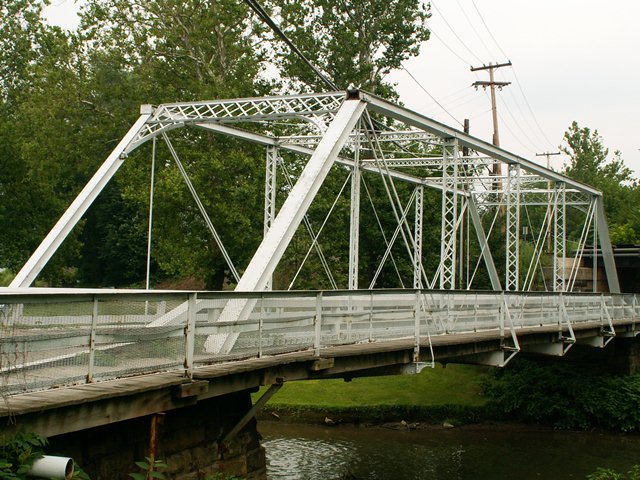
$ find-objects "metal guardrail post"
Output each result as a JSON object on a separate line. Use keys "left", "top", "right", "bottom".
{"left": 314, "top": 292, "right": 322, "bottom": 356}
{"left": 600, "top": 294, "right": 615, "bottom": 344}
{"left": 86, "top": 296, "right": 98, "bottom": 383}
{"left": 184, "top": 293, "right": 197, "bottom": 379}
{"left": 258, "top": 294, "right": 264, "bottom": 359}
{"left": 633, "top": 294, "right": 638, "bottom": 332}
{"left": 499, "top": 292, "right": 505, "bottom": 339}
{"left": 413, "top": 290, "right": 421, "bottom": 362}
{"left": 368, "top": 291, "right": 373, "bottom": 343}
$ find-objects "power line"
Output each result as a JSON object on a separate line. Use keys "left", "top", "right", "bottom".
{"left": 429, "top": 29, "right": 475, "bottom": 66}
{"left": 511, "top": 69, "right": 556, "bottom": 149}
{"left": 454, "top": 0, "right": 495, "bottom": 60}
{"left": 496, "top": 69, "right": 549, "bottom": 148}
{"left": 430, "top": 1, "right": 483, "bottom": 64}
{"left": 468, "top": 0, "right": 555, "bottom": 150}
{"left": 470, "top": 0, "right": 509, "bottom": 60}
{"left": 243, "top": 0, "right": 337, "bottom": 90}
{"left": 497, "top": 110, "right": 537, "bottom": 155}
{"left": 498, "top": 91, "right": 544, "bottom": 152}
{"left": 402, "top": 64, "right": 463, "bottom": 126}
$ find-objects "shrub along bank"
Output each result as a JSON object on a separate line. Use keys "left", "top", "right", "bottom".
{"left": 482, "top": 358, "right": 640, "bottom": 431}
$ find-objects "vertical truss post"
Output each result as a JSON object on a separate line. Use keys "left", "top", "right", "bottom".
{"left": 413, "top": 185, "right": 424, "bottom": 289}
{"left": 264, "top": 147, "right": 278, "bottom": 235}
{"left": 505, "top": 164, "right": 521, "bottom": 291}
{"left": 348, "top": 126, "right": 361, "bottom": 290}
{"left": 440, "top": 139, "right": 460, "bottom": 290}
{"left": 553, "top": 182, "right": 567, "bottom": 292}
{"left": 595, "top": 195, "right": 621, "bottom": 293}
{"left": 264, "top": 146, "right": 278, "bottom": 290}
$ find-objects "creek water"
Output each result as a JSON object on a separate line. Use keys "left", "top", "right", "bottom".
{"left": 260, "top": 421, "right": 640, "bottom": 479}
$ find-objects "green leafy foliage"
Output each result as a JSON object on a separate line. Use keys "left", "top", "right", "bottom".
{"left": 129, "top": 455, "right": 168, "bottom": 480}
{"left": 561, "top": 121, "right": 640, "bottom": 245}
{"left": 0, "top": 432, "right": 48, "bottom": 479}
{"left": 482, "top": 359, "right": 640, "bottom": 431}
{"left": 269, "top": 0, "right": 430, "bottom": 97}
{"left": 588, "top": 465, "right": 640, "bottom": 480}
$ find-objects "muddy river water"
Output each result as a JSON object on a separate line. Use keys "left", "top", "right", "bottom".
{"left": 260, "top": 421, "right": 640, "bottom": 479}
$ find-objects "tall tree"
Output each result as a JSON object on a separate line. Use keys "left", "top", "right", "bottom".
{"left": 267, "top": 0, "right": 430, "bottom": 97}
{"left": 74, "top": 0, "right": 271, "bottom": 288}
{"left": 0, "top": 1, "right": 86, "bottom": 282}
{"left": 561, "top": 121, "right": 639, "bottom": 244}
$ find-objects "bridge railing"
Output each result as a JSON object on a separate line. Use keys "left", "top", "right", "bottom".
{"left": 0, "top": 289, "right": 638, "bottom": 396}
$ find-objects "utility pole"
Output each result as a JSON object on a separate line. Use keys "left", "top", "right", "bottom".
{"left": 471, "top": 61, "right": 512, "bottom": 177}
{"left": 536, "top": 151, "right": 561, "bottom": 253}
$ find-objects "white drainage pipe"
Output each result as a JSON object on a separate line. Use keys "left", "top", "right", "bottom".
{"left": 27, "top": 455, "right": 74, "bottom": 479}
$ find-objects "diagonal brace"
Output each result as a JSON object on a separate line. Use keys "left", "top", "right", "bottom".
{"left": 222, "top": 380, "right": 283, "bottom": 443}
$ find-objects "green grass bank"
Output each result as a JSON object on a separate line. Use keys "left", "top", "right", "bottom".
{"left": 256, "top": 364, "right": 492, "bottom": 425}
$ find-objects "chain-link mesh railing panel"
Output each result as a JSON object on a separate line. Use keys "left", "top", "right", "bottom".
{"left": 1, "top": 299, "right": 93, "bottom": 395}
{"left": 563, "top": 295, "right": 601, "bottom": 324}
{"left": 358, "top": 293, "right": 415, "bottom": 342}
{"left": 236, "top": 294, "right": 315, "bottom": 359}
{"left": 191, "top": 294, "right": 319, "bottom": 364}
{"left": 2, "top": 290, "right": 635, "bottom": 397}
{"left": 90, "top": 296, "right": 187, "bottom": 382}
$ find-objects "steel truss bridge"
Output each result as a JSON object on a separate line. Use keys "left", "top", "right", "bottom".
{"left": 1, "top": 90, "right": 631, "bottom": 401}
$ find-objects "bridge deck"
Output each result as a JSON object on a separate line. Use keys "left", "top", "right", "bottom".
{"left": 2, "top": 317, "right": 636, "bottom": 437}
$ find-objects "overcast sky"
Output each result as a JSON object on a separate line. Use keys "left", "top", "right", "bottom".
{"left": 43, "top": 0, "right": 640, "bottom": 175}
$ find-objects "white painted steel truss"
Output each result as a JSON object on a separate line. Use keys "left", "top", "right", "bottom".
{"left": 11, "top": 90, "right": 621, "bottom": 308}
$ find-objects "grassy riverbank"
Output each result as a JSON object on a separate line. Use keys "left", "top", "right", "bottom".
{"left": 258, "top": 364, "right": 491, "bottom": 424}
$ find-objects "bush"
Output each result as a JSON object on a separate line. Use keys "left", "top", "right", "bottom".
{"left": 0, "top": 433, "right": 48, "bottom": 479}
{"left": 588, "top": 465, "right": 640, "bottom": 479}
{"left": 482, "top": 359, "right": 640, "bottom": 431}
